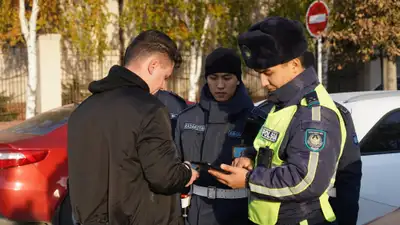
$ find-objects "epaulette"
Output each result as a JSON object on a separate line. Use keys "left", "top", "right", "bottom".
{"left": 304, "top": 90, "right": 320, "bottom": 107}
{"left": 256, "top": 100, "right": 273, "bottom": 112}
{"left": 175, "top": 103, "right": 199, "bottom": 118}
{"left": 163, "top": 90, "right": 186, "bottom": 102}
{"left": 334, "top": 101, "right": 349, "bottom": 114}
{"left": 255, "top": 100, "right": 269, "bottom": 108}
{"left": 250, "top": 100, "right": 272, "bottom": 120}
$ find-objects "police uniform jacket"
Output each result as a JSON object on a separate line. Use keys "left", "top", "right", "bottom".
{"left": 155, "top": 90, "right": 188, "bottom": 119}
{"left": 249, "top": 86, "right": 362, "bottom": 225}
{"left": 247, "top": 68, "right": 343, "bottom": 224}
{"left": 174, "top": 83, "right": 254, "bottom": 224}
{"left": 155, "top": 90, "right": 189, "bottom": 139}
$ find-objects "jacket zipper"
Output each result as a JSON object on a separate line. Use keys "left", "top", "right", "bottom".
{"left": 199, "top": 111, "right": 209, "bottom": 162}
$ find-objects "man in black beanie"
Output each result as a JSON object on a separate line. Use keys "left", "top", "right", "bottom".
{"left": 209, "top": 17, "right": 345, "bottom": 225}
{"left": 174, "top": 47, "right": 255, "bottom": 225}
{"left": 204, "top": 47, "right": 243, "bottom": 101}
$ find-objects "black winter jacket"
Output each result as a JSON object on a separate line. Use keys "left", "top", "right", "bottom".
{"left": 67, "top": 65, "right": 192, "bottom": 225}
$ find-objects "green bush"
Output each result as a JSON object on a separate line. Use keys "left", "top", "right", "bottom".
{"left": 0, "top": 92, "right": 19, "bottom": 121}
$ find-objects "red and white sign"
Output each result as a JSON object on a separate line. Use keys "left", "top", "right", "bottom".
{"left": 305, "top": 0, "right": 330, "bottom": 37}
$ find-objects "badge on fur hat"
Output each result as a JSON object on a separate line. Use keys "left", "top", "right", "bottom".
{"left": 241, "top": 45, "right": 252, "bottom": 59}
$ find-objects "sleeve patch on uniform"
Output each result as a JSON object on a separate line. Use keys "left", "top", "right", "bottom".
{"left": 305, "top": 129, "right": 326, "bottom": 152}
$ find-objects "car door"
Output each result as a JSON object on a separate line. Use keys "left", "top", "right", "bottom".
{"left": 357, "top": 108, "right": 400, "bottom": 225}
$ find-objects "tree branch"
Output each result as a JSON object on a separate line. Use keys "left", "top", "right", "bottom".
{"left": 30, "top": 0, "right": 40, "bottom": 35}
{"left": 19, "top": 0, "right": 29, "bottom": 41}
{"left": 199, "top": 14, "right": 211, "bottom": 50}
{"left": 181, "top": 0, "right": 191, "bottom": 32}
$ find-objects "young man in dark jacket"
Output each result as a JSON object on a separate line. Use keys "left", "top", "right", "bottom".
{"left": 174, "top": 48, "right": 254, "bottom": 225}
{"left": 67, "top": 30, "right": 199, "bottom": 225}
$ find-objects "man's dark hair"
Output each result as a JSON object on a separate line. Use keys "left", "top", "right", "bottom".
{"left": 123, "top": 30, "right": 182, "bottom": 69}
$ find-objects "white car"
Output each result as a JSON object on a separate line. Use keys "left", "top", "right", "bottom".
{"left": 331, "top": 90, "right": 400, "bottom": 225}
{"left": 255, "top": 90, "right": 400, "bottom": 224}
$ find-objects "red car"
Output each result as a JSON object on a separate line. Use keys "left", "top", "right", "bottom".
{"left": 0, "top": 104, "right": 77, "bottom": 224}
{"left": 0, "top": 100, "right": 196, "bottom": 224}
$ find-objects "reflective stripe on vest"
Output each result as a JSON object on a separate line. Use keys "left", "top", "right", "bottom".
{"left": 248, "top": 84, "right": 347, "bottom": 225}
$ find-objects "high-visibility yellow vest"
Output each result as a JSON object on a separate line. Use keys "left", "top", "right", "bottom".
{"left": 248, "top": 84, "right": 346, "bottom": 225}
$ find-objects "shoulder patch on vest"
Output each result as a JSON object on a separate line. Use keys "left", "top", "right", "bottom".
{"left": 184, "top": 122, "right": 205, "bottom": 132}
{"left": 305, "top": 129, "right": 326, "bottom": 152}
{"left": 260, "top": 126, "right": 279, "bottom": 143}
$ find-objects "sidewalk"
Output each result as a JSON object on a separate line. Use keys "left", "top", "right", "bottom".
{"left": 366, "top": 208, "right": 400, "bottom": 225}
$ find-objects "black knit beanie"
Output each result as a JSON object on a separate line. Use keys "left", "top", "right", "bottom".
{"left": 205, "top": 47, "right": 242, "bottom": 81}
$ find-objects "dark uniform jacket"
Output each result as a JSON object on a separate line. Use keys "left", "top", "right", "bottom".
{"left": 329, "top": 102, "right": 362, "bottom": 225}
{"left": 174, "top": 83, "right": 254, "bottom": 225}
{"left": 67, "top": 65, "right": 191, "bottom": 225}
{"left": 247, "top": 68, "right": 343, "bottom": 224}
{"left": 155, "top": 90, "right": 188, "bottom": 119}
{"left": 155, "top": 90, "right": 188, "bottom": 138}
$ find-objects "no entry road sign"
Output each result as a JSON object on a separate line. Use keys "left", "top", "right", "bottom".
{"left": 306, "top": 0, "right": 329, "bottom": 37}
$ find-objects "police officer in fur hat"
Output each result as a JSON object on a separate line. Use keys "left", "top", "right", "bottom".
{"left": 209, "top": 17, "right": 344, "bottom": 225}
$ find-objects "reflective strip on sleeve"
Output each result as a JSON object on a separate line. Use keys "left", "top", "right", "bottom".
{"left": 312, "top": 106, "right": 321, "bottom": 121}
{"left": 300, "top": 220, "right": 309, "bottom": 225}
{"left": 248, "top": 152, "right": 319, "bottom": 197}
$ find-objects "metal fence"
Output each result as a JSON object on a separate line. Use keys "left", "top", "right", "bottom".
{"left": 166, "top": 55, "right": 267, "bottom": 101}
{"left": 61, "top": 50, "right": 120, "bottom": 105}
{"left": 0, "top": 47, "right": 27, "bottom": 121}
{"left": 0, "top": 48, "right": 266, "bottom": 122}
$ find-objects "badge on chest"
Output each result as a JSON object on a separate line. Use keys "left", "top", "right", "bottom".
{"left": 227, "top": 130, "right": 242, "bottom": 138}
{"left": 260, "top": 126, "right": 280, "bottom": 143}
{"left": 184, "top": 123, "right": 205, "bottom": 132}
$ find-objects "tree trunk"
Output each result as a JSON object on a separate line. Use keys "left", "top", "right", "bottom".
{"left": 384, "top": 58, "right": 398, "bottom": 90}
{"left": 187, "top": 14, "right": 211, "bottom": 102}
{"left": 26, "top": 37, "right": 38, "bottom": 119}
{"left": 19, "top": 0, "right": 39, "bottom": 119}
{"left": 118, "top": 0, "right": 125, "bottom": 65}
{"left": 188, "top": 44, "right": 199, "bottom": 102}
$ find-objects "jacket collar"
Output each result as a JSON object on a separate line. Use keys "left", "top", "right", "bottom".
{"left": 267, "top": 67, "right": 319, "bottom": 109}
{"left": 199, "top": 83, "right": 254, "bottom": 123}
{"left": 88, "top": 65, "right": 150, "bottom": 94}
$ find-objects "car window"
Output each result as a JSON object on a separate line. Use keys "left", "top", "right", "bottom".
{"left": 360, "top": 108, "right": 400, "bottom": 155}
{"left": 1, "top": 104, "right": 77, "bottom": 135}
